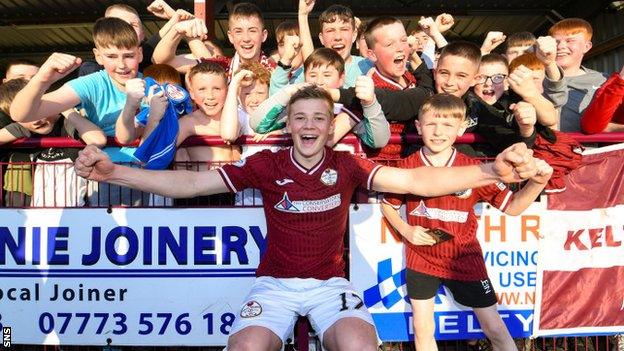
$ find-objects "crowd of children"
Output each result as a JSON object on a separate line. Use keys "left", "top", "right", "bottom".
{"left": 0, "top": 0, "right": 622, "bottom": 348}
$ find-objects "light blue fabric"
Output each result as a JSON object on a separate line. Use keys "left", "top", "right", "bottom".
{"left": 67, "top": 70, "right": 139, "bottom": 162}
{"left": 288, "top": 55, "right": 373, "bottom": 88}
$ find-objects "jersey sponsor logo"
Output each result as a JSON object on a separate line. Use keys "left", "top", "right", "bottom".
{"left": 275, "top": 178, "right": 295, "bottom": 186}
{"left": 320, "top": 168, "right": 338, "bottom": 186}
{"left": 240, "top": 300, "right": 262, "bottom": 318}
{"left": 274, "top": 192, "right": 341, "bottom": 213}
{"left": 495, "top": 182, "right": 507, "bottom": 191}
{"left": 454, "top": 188, "right": 472, "bottom": 199}
{"left": 409, "top": 200, "right": 469, "bottom": 223}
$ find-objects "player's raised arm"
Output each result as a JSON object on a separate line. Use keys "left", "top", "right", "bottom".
{"left": 372, "top": 143, "right": 537, "bottom": 197}
{"left": 75, "top": 145, "right": 229, "bottom": 198}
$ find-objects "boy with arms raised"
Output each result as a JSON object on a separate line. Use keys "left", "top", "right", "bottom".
{"left": 10, "top": 17, "right": 149, "bottom": 205}
{"left": 337, "top": 41, "right": 534, "bottom": 156}
{"left": 143, "top": 60, "right": 241, "bottom": 167}
{"left": 251, "top": 48, "right": 390, "bottom": 150}
{"left": 297, "top": 0, "right": 373, "bottom": 87}
{"left": 538, "top": 18, "right": 607, "bottom": 131}
{"left": 76, "top": 85, "right": 541, "bottom": 351}
{"left": 381, "top": 94, "right": 552, "bottom": 351}
{"left": 153, "top": 2, "right": 275, "bottom": 76}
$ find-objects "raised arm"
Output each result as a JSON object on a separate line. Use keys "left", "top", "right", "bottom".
{"left": 152, "top": 19, "right": 207, "bottom": 73}
{"left": 298, "top": 0, "right": 316, "bottom": 60}
{"left": 508, "top": 65, "right": 559, "bottom": 128}
{"left": 10, "top": 53, "right": 82, "bottom": 122}
{"left": 221, "top": 70, "right": 252, "bottom": 143}
{"left": 75, "top": 145, "right": 229, "bottom": 198}
{"left": 372, "top": 143, "right": 538, "bottom": 196}
{"left": 115, "top": 78, "right": 147, "bottom": 144}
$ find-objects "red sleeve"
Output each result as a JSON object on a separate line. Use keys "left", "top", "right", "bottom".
{"left": 348, "top": 153, "right": 383, "bottom": 190}
{"left": 580, "top": 73, "right": 624, "bottom": 134}
{"left": 476, "top": 182, "right": 513, "bottom": 212}
{"left": 217, "top": 151, "right": 269, "bottom": 192}
{"left": 382, "top": 156, "right": 410, "bottom": 208}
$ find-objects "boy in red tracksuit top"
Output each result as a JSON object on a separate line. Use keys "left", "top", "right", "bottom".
{"left": 364, "top": 16, "right": 434, "bottom": 162}
{"left": 381, "top": 93, "right": 553, "bottom": 351}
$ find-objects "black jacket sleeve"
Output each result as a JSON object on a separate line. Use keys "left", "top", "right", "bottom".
{"left": 337, "top": 86, "right": 433, "bottom": 122}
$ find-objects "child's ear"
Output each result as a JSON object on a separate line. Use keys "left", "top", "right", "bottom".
{"left": 367, "top": 48, "right": 377, "bottom": 63}
{"left": 262, "top": 29, "right": 268, "bottom": 43}
{"left": 93, "top": 48, "right": 103, "bottom": 65}
{"left": 415, "top": 119, "right": 422, "bottom": 135}
{"left": 329, "top": 117, "right": 336, "bottom": 135}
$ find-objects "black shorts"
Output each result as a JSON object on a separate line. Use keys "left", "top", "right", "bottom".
{"left": 406, "top": 269, "right": 497, "bottom": 308}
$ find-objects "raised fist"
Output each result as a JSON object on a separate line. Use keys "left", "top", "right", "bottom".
{"left": 535, "top": 36, "right": 557, "bottom": 65}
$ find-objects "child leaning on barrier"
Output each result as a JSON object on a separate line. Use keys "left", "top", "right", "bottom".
{"left": 0, "top": 79, "right": 106, "bottom": 207}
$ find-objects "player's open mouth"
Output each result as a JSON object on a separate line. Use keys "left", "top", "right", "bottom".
{"left": 332, "top": 44, "right": 345, "bottom": 51}
{"left": 301, "top": 135, "right": 318, "bottom": 146}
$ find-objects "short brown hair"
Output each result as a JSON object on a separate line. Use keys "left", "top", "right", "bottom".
{"left": 304, "top": 48, "right": 345, "bottom": 74}
{"left": 481, "top": 53, "right": 509, "bottom": 68}
{"left": 549, "top": 18, "right": 593, "bottom": 41}
{"left": 105, "top": 4, "right": 139, "bottom": 17}
{"left": 143, "top": 64, "right": 182, "bottom": 86}
{"left": 275, "top": 21, "right": 299, "bottom": 45}
{"left": 93, "top": 17, "right": 139, "bottom": 49}
{"left": 287, "top": 85, "right": 334, "bottom": 118}
{"left": 188, "top": 60, "right": 228, "bottom": 85}
{"left": 237, "top": 61, "right": 271, "bottom": 86}
{"left": 229, "top": 2, "right": 264, "bottom": 28}
{"left": 319, "top": 5, "right": 355, "bottom": 30}
{"left": 509, "top": 53, "right": 545, "bottom": 72}
{"left": 505, "top": 31, "right": 536, "bottom": 50}
{"left": 438, "top": 41, "right": 482, "bottom": 68}
{"left": 419, "top": 93, "right": 467, "bottom": 121}
{"left": 0, "top": 78, "right": 27, "bottom": 115}
{"left": 364, "top": 16, "right": 403, "bottom": 48}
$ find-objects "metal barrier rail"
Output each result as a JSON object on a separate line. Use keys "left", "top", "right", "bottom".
{"left": 2, "top": 132, "right": 624, "bottom": 149}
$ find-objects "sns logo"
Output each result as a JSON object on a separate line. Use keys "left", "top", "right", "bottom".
{"left": 3, "top": 326, "right": 11, "bottom": 348}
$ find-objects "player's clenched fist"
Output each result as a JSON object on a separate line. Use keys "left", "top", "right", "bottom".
{"left": 493, "top": 142, "right": 538, "bottom": 183}
{"left": 75, "top": 145, "right": 115, "bottom": 182}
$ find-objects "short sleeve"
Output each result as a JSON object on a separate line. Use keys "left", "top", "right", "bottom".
{"left": 476, "top": 182, "right": 513, "bottom": 212}
{"left": 217, "top": 150, "right": 271, "bottom": 192}
{"left": 345, "top": 153, "right": 383, "bottom": 190}
{"left": 67, "top": 71, "right": 99, "bottom": 104}
{"left": 4, "top": 123, "right": 30, "bottom": 138}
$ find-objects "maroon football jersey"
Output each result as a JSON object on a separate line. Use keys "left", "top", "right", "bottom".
{"left": 219, "top": 147, "right": 382, "bottom": 279}
{"left": 383, "top": 148, "right": 513, "bottom": 281}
